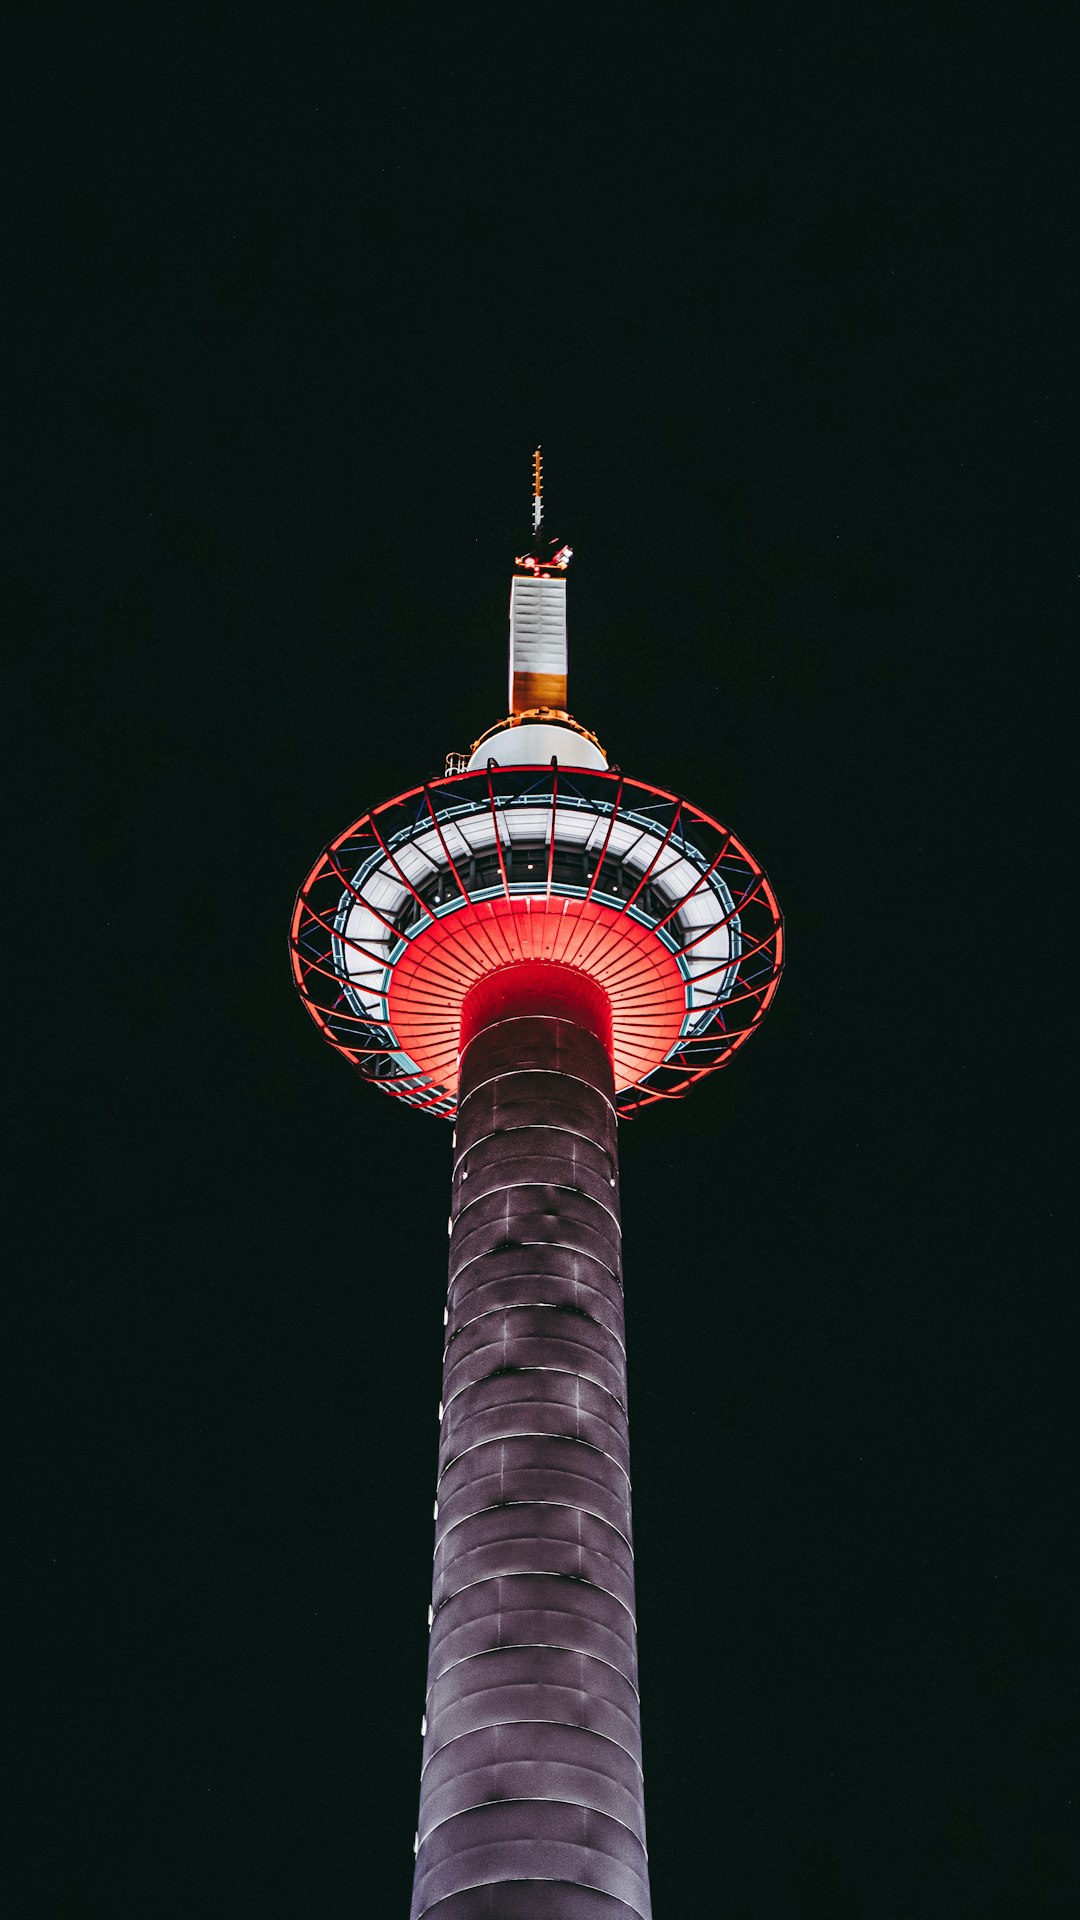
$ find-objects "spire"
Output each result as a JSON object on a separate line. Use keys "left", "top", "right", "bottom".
{"left": 515, "top": 446, "right": 572, "bottom": 576}
{"left": 454, "top": 452, "right": 605, "bottom": 769}
{"left": 510, "top": 447, "right": 571, "bottom": 714}
{"left": 532, "top": 445, "right": 543, "bottom": 535}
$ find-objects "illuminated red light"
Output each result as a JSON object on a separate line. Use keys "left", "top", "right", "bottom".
{"left": 291, "top": 764, "right": 783, "bottom": 1116}
{"left": 459, "top": 961, "right": 614, "bottom": 1058}
{"left": 388, "top": 894, "right": 685, "bottom": 1098}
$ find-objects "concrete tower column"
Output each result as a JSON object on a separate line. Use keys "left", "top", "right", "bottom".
{"left": 410, "top": 963, "right": 652, "bottom": 1920}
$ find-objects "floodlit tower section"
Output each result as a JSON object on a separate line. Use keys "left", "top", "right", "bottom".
{"left": 290, "top": 459, "right": 784, "bottom": 1919}
{"left": 508, "top": 570, "right": 567, "bottom": 713}
{"left": 508, "top": 445, "right": 572, "bottom": 717}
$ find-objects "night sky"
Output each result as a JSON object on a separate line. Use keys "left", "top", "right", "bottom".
{"left": 18, "top": 8, "right": 1073, "bottom": 1917}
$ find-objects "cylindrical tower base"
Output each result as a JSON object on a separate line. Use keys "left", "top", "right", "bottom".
{"left": 410, "top": 964, "right": 652, "bottom": 1920}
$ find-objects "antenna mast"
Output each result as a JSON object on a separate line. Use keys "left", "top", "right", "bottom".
{"left": 532, "top": 445, "right": 543, "bottom": 535}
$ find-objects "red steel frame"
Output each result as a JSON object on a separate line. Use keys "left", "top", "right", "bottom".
{"left": 290, "top": 764, "right": 783, "bottom": 1117}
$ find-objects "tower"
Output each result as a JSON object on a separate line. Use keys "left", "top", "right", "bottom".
{"left": 290, "top": 455, "right": 783, "bottom": 1919}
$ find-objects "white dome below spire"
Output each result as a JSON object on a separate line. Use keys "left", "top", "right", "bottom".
{"left": 465, "top": 719, "right": 608, "bottom": 772}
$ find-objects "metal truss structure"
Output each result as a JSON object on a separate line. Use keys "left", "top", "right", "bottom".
{"left": 290, "top": 762, "right": 784, "bottom": 1119}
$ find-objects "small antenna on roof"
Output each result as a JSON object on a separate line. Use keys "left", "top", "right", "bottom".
{"left": 532, "top": 446, "right": 543, "bottom": 535}
{"left": 515, "top": 447, "right": 572, "bottom": 575}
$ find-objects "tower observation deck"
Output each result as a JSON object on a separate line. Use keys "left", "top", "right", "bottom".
{"left": 291, "top": 455, "right": 783, "bottom": 1918}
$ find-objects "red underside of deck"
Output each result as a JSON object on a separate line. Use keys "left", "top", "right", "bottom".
{"left": 387, "top": 895, "right": 686, "bottom": 1098}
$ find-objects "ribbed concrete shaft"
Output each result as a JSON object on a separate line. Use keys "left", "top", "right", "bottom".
{"left": 410, "top": 993, "right": 651, "bottom": 1920}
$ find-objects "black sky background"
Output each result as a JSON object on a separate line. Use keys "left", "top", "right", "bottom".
{"left": 15, "top": 6, "right": 1075, "bottom": 1916}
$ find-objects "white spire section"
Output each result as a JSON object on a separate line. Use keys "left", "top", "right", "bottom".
{"left": 508, "top": 574, "right": 568, "bottom": 713}
{"left": 464, "top": 447, "right": 604, "bottom": 770}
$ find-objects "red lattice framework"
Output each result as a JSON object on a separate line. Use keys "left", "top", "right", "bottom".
{"left": 290, "top": 764, "right": 783, "bottom": 1118}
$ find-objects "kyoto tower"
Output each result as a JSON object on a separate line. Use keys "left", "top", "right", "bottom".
{"left": 290, "top": 451, "right": 783, "bottom": 1920}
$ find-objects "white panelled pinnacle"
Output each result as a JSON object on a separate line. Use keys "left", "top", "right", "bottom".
{"left": 509, "top": 575, "right": 568, "bottom": 712}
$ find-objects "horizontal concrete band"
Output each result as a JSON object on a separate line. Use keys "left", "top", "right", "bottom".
{"left": 429, "top": 1615, "right": 637, "bottom": 1695}
{"left": 455, "top": 1119, "right": 620, "bottom": 1170}
{"left": 456, "top": 1082, "right": 617, "bottom": 1156}
{"left": 452, "top": 1154, "right": 618, "bottom": 1209}
{"left": 432, "top": 1503, "right": 636, "bottom": 1608}
{"left": 447, "top": 1286, "right": 623, "bottom": 1342}
{"left": 436, "top": 1501, "right": 633, "bottom": 1571}
{"left": 438, "top": 1428, "right": 630, "bottom": 1492}
{"left": 451, "top": 1183, "right": 620, "bottom": 1226}
{"left": 415, "top": 1010, "right": 649, "bottom": 1920}
{"left": 411, "top": 1802, "right": 651, "bottom": 1918}
{"left": 436, "top": 1478, "right": 632, "bottom": 1553}
{"left": 449, "top": 1098, "right": 614, "bottom": 1167}
{"left": 449, "top": 1238, "right": 622, "bottom": 1292}
{"left": 446, "top": 1360, "right": 625, "bottom": 1432}
{"left": 418, "top": 1722, "right": 646, "bottom": 1837}
{"left": 415, "top": 1880, "right": 648, "bottom": 1920}
{"left": 447, "top": 1278, "right": 624, "bottom": 1333}
{"left": 458, "top": 1017, "right": 616, "bottom": 1088}
{"left": 442, "top": 1369, "right": 629, "bottom": 1437}
{"left": 457, "top": 1065, "right": 618, "bottom": 1124}
{"left": 447, "top": 1286, "right": 627, "bottom": 1356}
{"left": 419, "top": 1782, "right": 646, "bottom": 1857}
{"left": 417, "top": 1787, "right": 646, "bottom": 1860}
{"left": 450, "top": 1222, "right": 622, "bottom": 1281}
{"left": 446, "top": 1290, "right": 627, "bottom": 1357}
{"left": 450, "top": 1212, "right": 622, "bottom": 1267}
{"left": 438, "top": 1430, "right": 631, "bottom": 1503}
{"left": 439, "top": 1431, "right": 630, "bottom": 1500}
{"left": 434, "top": 1551, "right": 636, "bottom": 1617}
{"left": 443, "top": 1332, "right": 627, "bottom": 1410}
{"left": 443, "top": 1302, "right": 625, "bottom": 1365}
{"left": 425, "top": 1657, "right": 641, "bottom": 1769}
{"left": 454, "top": 1142, "right": 617, "bottom": 1208}
{"left": 441, "top": 1429, "right": 630, "bottom": 1497}
{"left": 449, "top": 1209, "right": 621, "bottom": 1283}
{"left": 453, "top": 1174, "right": 622, "bottom": 1233}
{"left": 440, "top": 1374, "right": 630, "bottom": 1474}
{"left": 421, "top": 1714, "right": 643, "bottom": 1784}
{"left": 422, "top": 1685, "right": 643, "bottom": 1776}
{"left": 449, "top": 1255, "right": 623, "bottom": 1314}
{"left": 448, "top": 1242, "right": 625, "bottom": 1313}
{"left": 429, "top": 1572, "right": 637, "bottom": 1670}
{"left": 455, "top": 1106, "right": 617, "bottom": 1157}
{"left": 426, "top": 1635, "right": 634, "bottom": 1697}
{"left": 427, "top": 1642, "right": 640, "bottom": 1721}
{"left": 431, "top": 1569, "right": 638, "bottom": 1637}
{"left": 428, "top": 1641, "right": 637, "bottom": 1715}
{"left": 447, "top": 1175, "right": 614, "bottom": 1221}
